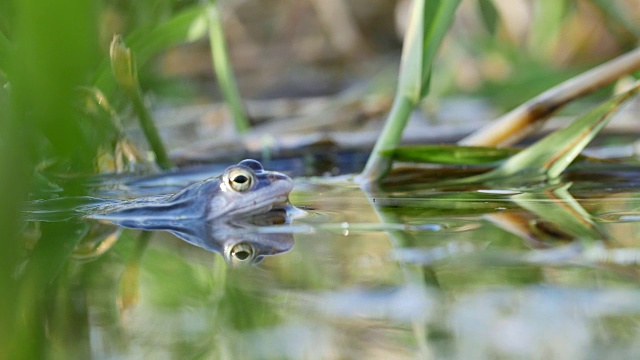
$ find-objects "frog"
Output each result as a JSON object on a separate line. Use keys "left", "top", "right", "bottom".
{"left": 86, "top": 159, "right": 295, "bottom": 228}
{"left": 23, "top": 159, "right": 297, "bottom": 263}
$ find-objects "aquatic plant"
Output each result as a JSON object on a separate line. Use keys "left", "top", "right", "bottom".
{"left": 358, "top": 0, "right": 461, "bottom": 183}
{"left": 359, "top": 1, "right": 640, "bottom": 185}
{"left": 110, "top": 35, "right": 173, "bottom": 170}
{"left": 206, "top": 1, "right": 251, "bottom": 133}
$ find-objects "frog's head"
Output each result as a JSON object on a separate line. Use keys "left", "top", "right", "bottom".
{"left": 207, "top": 159, "right": 293, "bottom": 219}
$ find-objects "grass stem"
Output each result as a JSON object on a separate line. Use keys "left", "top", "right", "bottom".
{"left": 207, "top": 4, "right": 251, "bottom": 134}
{"left": 357, "top": 96, "right": 414, "bottom": 184}
{"left": 110, "top": 35, "right": 173, "bottom": 171}
{"left": 358, "top": 0, "right": 460, "bottom": 185}
{"left": 130, "top": 89, "right": 173, "bottom": 170}
{"left": 459, "top": 46, "right": 640, "bottom": 147}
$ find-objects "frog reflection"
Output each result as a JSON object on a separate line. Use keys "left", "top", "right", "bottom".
{"left": 79, "top": 160, "right": 296, "bottom": 263}
{"left": 85, "top": 207, "right": 293, "bottom": 264}
{"left": 133, "top": 209, "right": 295, "bottom": 264}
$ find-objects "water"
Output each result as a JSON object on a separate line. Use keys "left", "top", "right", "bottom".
{"left": 24, "top": 161, "right": 640, "bottom": 359}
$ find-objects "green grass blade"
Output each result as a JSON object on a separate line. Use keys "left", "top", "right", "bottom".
{"left": 528, "top": 0, "right": 567, "bottom": 59}
{"left": 110, "top": 36, "right": 173, "bottom": 170}
{"left": 358, "top": 96, "right": 415, "bottom": 183}
{"left": 0, "top": 30, "right": 10, "bottom": 73}
{"left": 419, "top": 0, "right": 462, "bottom": 99}
{"left": 397, "top": 0, "right": 462, "bottom": 102}
{"left": 473, "top": 81, "right": 640, "bottom": 182}
{"left": 383, "top": 145, "right": 519, "bottom": 165}
{"left": 127, "top": 5, "right": 209, "bottom": 61}
{"left": 14, "top": 221, "right": 96, "bottom": 359}
{"left": 397, "top": 0, "right": 428, "bottom": 103}
{"left": 94, "top": 4, "right": 208, "bottom": 95}
{"left": 478, "top": 0, "right": 499, "bottom": 35}
{"left": 359, "top": 0, "right": 461, "bottom": 184}
{"left": 207, "top": 4, "right": 250, "bottom": 133}
{"left": 4, "top": 0, "right": 100, "bottom": 354}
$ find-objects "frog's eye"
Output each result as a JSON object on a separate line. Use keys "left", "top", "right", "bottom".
{"left": 227, "top": 242, "right": 255, "bottom": 264}
{"left": 225, "top": 167, "right": 255, "bottom": 192}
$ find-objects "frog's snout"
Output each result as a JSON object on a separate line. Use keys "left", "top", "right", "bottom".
{"left": 269, "top": 173, "right": 293, "bottom": 187}
{"left": 269, "top": 174, "right": 294, "bottom": 200}
{"left": 268, "top": 171, "right": 290, "bottom": 180}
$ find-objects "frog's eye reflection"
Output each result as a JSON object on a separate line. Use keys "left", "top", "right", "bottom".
{"left": 226, "top": 168, "right": 254, "bottom": 192}
{"left": 229, "top": 243, "right": 254, "bottom": 262}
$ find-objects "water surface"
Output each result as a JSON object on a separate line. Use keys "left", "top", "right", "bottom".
{"left": 28, "top": 162, "right": 640, "bottom": 359}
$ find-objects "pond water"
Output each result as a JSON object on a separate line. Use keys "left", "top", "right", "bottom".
{"left": 27, "top": 159, "right": 640, "bottom": 359}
